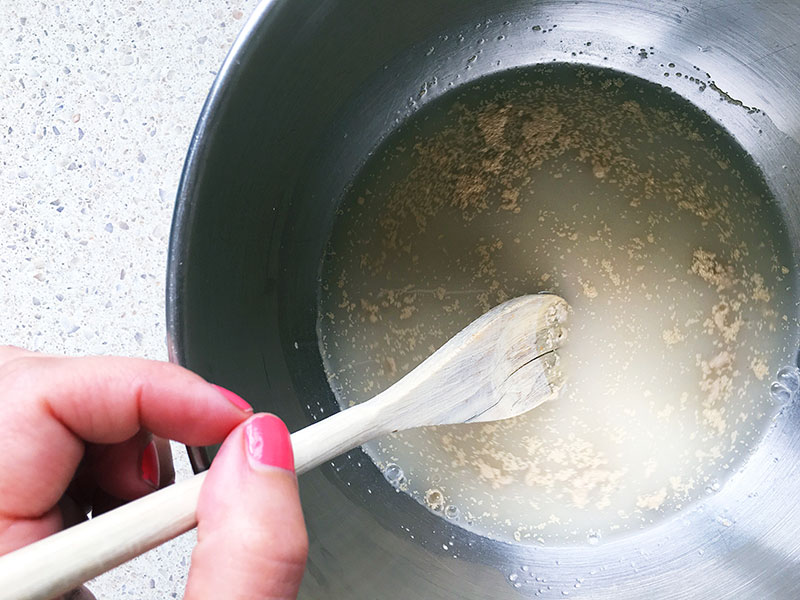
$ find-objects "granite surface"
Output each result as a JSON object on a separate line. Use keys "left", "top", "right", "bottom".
{"left": 1, "top": 0, "right": 259, "bottom": 596}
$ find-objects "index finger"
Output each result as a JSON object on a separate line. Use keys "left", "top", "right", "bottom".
{"left": 0, "top": 353, "right": 252, "bottom": 521}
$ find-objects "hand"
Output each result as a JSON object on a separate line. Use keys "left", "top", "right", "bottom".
{"left": 0, "top": 346, "right": 308, "bottom": 599}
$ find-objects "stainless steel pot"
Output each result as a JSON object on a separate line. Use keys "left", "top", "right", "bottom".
{"left": 167, "top": 1, "right": 800, "bottom": 597}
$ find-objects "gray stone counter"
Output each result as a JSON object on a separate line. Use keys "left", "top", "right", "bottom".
{"left": 1, "top": 1, "right": 258, "bottom": 596}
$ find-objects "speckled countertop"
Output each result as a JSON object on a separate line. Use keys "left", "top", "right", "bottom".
{"left": 1, "top": 1, "right": 258, "bottom": 596}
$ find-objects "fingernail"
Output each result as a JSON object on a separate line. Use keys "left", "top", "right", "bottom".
{"left": 211, "top": 384, "right": 253, "bottom": 413}
{"left": 244, "top": 414, "right": 294, "bottom": 473}
{"left": 140, "top": 440, "right": 160, "bottom": 489}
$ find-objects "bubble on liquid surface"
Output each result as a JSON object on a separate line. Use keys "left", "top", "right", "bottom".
{"left": 425, "top": 488, "right": 445, "bottom": 511}
{"left": 384, "top": 463, "right": 404, "bottom": 484}
{"left": 587, "top": 530, "right": 601, "bottom": 545}
{"left": 770, "top": 382, "right": 792, "bottom": 403}
{"left": 776, "top": 366, "right": 800, "bottom": 391}
{"left": 445, "top": 504, "right": 460, "bottom": 519}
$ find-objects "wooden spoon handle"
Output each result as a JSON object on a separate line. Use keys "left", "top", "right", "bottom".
{"left": 0, "top": 402, "right": 389, "bottom": 600}
{"left": 0, "top": 473, "right": 206, "bottom": 600}
{"left": 292, "top": 398, "right": 388, "bottom": 473}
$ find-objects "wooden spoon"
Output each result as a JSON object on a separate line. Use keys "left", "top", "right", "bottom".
{"left": 0, "top": 293, "right": 569, "bottom": 600}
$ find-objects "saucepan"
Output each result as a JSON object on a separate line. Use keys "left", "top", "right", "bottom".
{"left": 166, "top": 0, "right": 800, "bottom": 597}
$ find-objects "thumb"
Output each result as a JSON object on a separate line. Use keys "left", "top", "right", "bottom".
{"left": 185, "top": 414, "right": 308, "bottom": 600}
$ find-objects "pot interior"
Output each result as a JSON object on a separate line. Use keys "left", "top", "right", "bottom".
{"left": 314, "top": 62, "right": 797, "bottom": 548}
{"left": 169, "top": 1, "right": 800, "bottom": 598}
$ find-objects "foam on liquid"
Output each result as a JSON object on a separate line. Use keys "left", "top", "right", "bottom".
{"left": 317, "top": 65, "right": 796, "bottom": 545}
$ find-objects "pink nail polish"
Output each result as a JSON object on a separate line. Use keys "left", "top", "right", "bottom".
{"left": 244, "top": 414, "right": 294, "bottom": 473}
{"left": 211, "top": 384, "right": 253, "bottom": 412}
{"left": 141, "top": 440, "right": 160, "bottom": 489}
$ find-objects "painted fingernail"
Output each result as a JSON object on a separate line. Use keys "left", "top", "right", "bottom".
{"left": 141, "top": 440, "right": 160, "bottom": 489}
{"left": 211, "top": 384, "right": 253, "bottom": 412}
{"left": 244, "top": 414, "right": 294, "bottom": 473}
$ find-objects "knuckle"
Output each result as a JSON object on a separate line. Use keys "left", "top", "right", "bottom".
{"left": 237, "top": 523, "right": 308, "bottom": 569}
{"left": 0, "top": 355, "right": 46, "bottom": 391}
{"left": 288, "top": 528, "right": 309, "bottom": 565}
{"left": 0, "top": 345, "right": 34, "bottom": 368}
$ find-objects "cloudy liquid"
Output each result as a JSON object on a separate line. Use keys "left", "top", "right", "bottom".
{"left": 317, "top": 65, "right": 796, "bottom": 545}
